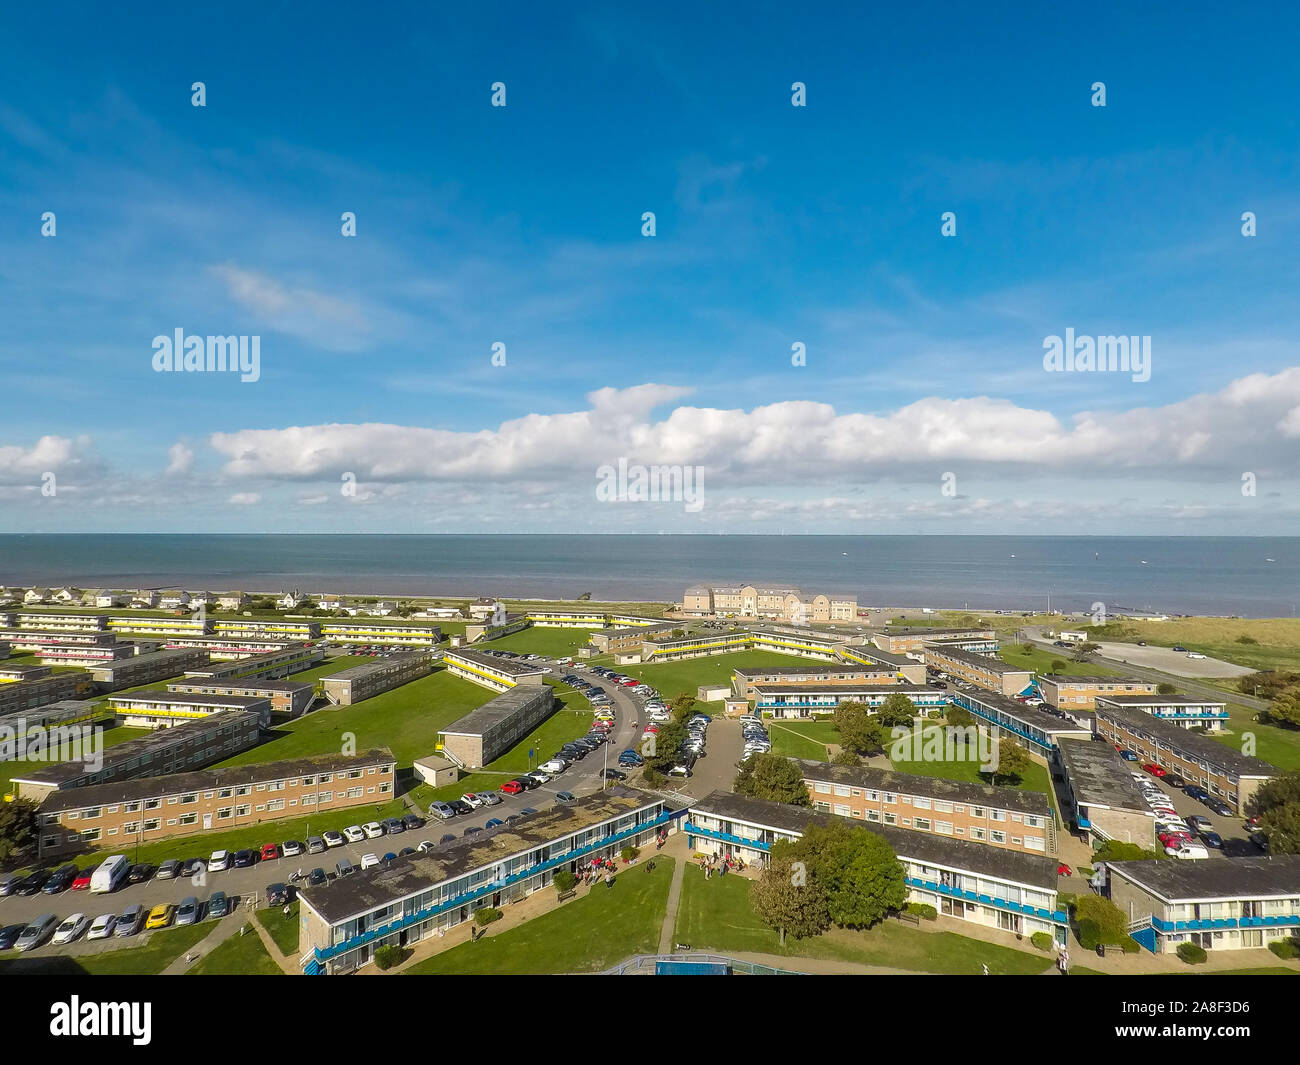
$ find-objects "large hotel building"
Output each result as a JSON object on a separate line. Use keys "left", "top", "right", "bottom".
{"left": 682, "top": 585, "right": 858, "bottom": 623}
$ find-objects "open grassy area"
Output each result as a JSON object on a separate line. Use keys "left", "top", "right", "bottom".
{"left": 483, "top": 626, "right": 601, "bottom": 659}
{"left": 285, "top": 654, "right": 371, "bottom": 682}
{"left": 215, "top": 666, "right": 490, "bottom": 768}
{"left": 769, "top": 719, "right": 841, "bottom": 759}
{"left": 256, "top": 900, "right": 300, "bottom": 955}
{"left": 888, "top": 724, "right": 1056, "bottom": 816}
{"left": 997, "top": 642, "right": 1122, "bottom": 677}
{"left": 673, "top": 865, "right": 1049, "bottom": 974}
{"left": 1, "top": 724, "right": 152, "bottom": 798}
{"left": 187, "top": 924, "right": 282, "bottom": 975}
{"left": 403, "top": 857, "right": 675, "bottom": 974}
{"left": 623, "top": 650, "right": 809, "bottom": 713}
{"left": 0, "top": 922, "right": 213, "bottom": 975}
{"left": 1209, "top": 714, "right": 1300, "bottom": 771}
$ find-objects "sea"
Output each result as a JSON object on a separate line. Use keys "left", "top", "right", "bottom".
{"left": 0, "top": 535, "right": 1296, "bottom": 618}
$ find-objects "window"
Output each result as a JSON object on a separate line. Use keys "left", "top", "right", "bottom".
{"left": 912, "top": 817, "right": 930, "bottom": 831}
{"left": 815, "top": 782, "right": 831, "bottom": 794}
{"left": 991, "top": 830, "right": 1006, "bottom": 844}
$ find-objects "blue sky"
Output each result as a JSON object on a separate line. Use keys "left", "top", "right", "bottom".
{"left": 2, "top": 1, "right": 1300, "bottom": 533}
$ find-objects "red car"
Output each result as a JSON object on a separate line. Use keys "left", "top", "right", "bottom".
{"left": 72, "top": 869, "right": 93, "bottom": 890}
{"left": 259, "top": 843, "right": 280, "bottom": 862}
{"left": 620, "top": 679, "right": 639, "bottom": 687}
{"left": 1055, "top": 863, "right": 1072, "bottom": 877}
{"left": 500, "top": 780, "right": 525, "bottom": 795}
{"left": 1141, "top": 763, "right": 1167, "bottom": 777}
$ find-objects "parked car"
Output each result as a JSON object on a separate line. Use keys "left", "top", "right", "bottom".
{"left": 500, "top": 780, "right": 525, "bottom": 795}
{"left": 87, "top": 913, "right": 118, "bottom": 940}
{"left": 232, "top": 849, "right": 257, "bottom": 868}
{"left": 175, "top": 896, "right": 203, "bottom": 925}
{"left": 478, "top": 792, "right": 503, "bottom": 807}
{"left": 402, "top": 814, "right": 424, "bottom": 830}
{"left": 42, "top": 865, "right": 78, "bottom": 894}
{"left": 207, "top": 890, "right": 231, "bottom": 918}
{"left": 282, "top": 840, "right": 304, "bottom": 858}
{"left": 307, "top": 868, "right": 328, "bottom": 888}
{"left": 0, "top": 873, "right": 21, "bottom": 897}
{"left": 1200, "top": 831, "right": 1224, "bottom": 849}
{"left": 343, "top": 825, "right": 365, "bottom": 844}
{"left": 1141, "top": 763, "right": 1167, "bottom": 778}
{"left": 538, "top": 760, "right": 567, "bottom": 774}
{"left": 335, "top": 859, "right": 356, "bottom": 878}
{"left": 1172, "top": 645, "right": 1189, "bottom": 653}
{"left": 1163, "top": 774, "right": 1186, "bottom": 789}
{"left": 307, "top": 835, "right": 327, "bottom": 854}
{"left": 600, "top": 768, "right": 627, "bottom": 780}
{"left": 1118, "top": 750, "right": 1139, "bottom": 761}
{"left": 114, "top": 904, "right": 146, "bottom": 937}
{"left": 209, "top": 850, "right": 231, "bottom": 872}
{"left": 449, "top": 800, "right": 474, "bottom": 816}
{"left": 145, "top": 904, "right": 175, "bottom": 930}
{"left": 360, "top": 853, "right": 380, "bottom": 870}
{"left": 323, "top": 830, "right": 346, "bottom": 848}
{"left": 430, "top": 801, "right": 457, "bottom": 819}
{"left": 555, "top": 791, "right": 576, "bottom": 803}
{"left": 0, "top": 923, "right": 29, "bottom": 949}
{"left": 484, "top": 818, "right": 505, "bottom": 830}
{"left": 53, "top": 913, "right": 90, "bottom": 945}
{"left": 15, "top": 914, "right": 59, "bottom": 951}
{"left": 363, "top": 822, "right": 385, "bottom": 839}
{"left": 71, "top": 869, "right": 93, "bottom": 891}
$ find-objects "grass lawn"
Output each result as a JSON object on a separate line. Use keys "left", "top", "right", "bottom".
{"left": 673, "top": 865, "right": 1049, "bottom": 974}
{"left": 623, "top": 650, "right": 809, "bottom": 713}
{"left": 285, "top": 654, "right": 370, "bottom": 682}
{"left": 404, "top": 857, "right": 675, "bottom": 974}
{"left": 256, "top": 901, "right": 299, "bottom": 955}
{"left": 484, "top": 626, "right": 601, "bottom": 659}
{"left": 214, "top": 667, "right": 490, "bottom": 768}
{"left": 1, "top": 724, "right": 152, "bottom": 798}
{"left": 187, "top": 924, "right": 282, "bottom": 975}
{"left": 888, "top": 724, "right": 1057, "bottom": 817}
{"left": 1204, "top": 707, "right": 1300, "bottom": 771}
{"left": 0, "top": 922, "right": 213, "bottom": 975}
{"left": 998, "top": 643, "right": 1122, "bottom": 677}
{"left": 769, "top": 719, "right": 841, "bottom": 759}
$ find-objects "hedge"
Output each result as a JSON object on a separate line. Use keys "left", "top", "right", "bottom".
{"left": 1176, "top": 941, "right": 1208, "bottom": 965}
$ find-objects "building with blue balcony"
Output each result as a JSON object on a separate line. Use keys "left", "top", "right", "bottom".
{"left": 298, "top": 786, "right": 671, "bottom": 973}
{"left": 1054, "top": 737, "right": 1157, "bottom": 846}
{"left": 751, "top": 683, "right": 949, "bottom": 719}
{"left": 1106, "top": 856, "right": 1300, "bottom": 954}
{"left": 1093, "top": 694, "right": 1229, "bottom": 732}
{"left": 950, "top": 690, "right": 1091, "bottom": 754}
{"left": 685, "top": 791, "right": 1068, "bottom": 946}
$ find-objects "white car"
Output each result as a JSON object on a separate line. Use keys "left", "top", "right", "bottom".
{"left": 87, "top": 913, "right": 117, "bottom": 940}
{"left": 538, "top": 760, "right": 567, "bottom": 774}
{"left": 460, "top": 793, "right": 485, "bottom": 808}
{"left": 417, "top": 840, "right": 437, "bottom": 853}
{"left": 1167, "top": 843, "right": 1209, "bottom": 859}
{"left": 208, "top": 850, "right": 230, "bottom": 871}
{"left": 323, "top": 830, "right": 346, "bottom": 848}
{"left": 527, "top": 770, "right": 553, "bottom": 784}
{"left": 53, "top": 913, "right": 90, "bottom": 945}
{"left": 1187, "top": 652, "right": 1206, "bottom": 659}
{"left": 363, "top": 822, "right": 385, "bottom": 839}
{"left": 343, "top": 825, "right": 365, "bottom": 844}
{"left": 282, "top": 840, "right": 304, "bottom": 858}
{"left": 360, "top": 853, "right": 380, "bottom": 870}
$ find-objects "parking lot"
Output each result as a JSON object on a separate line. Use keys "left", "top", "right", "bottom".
{"left": 1124, "top": 763, "right": 1258, "bottom": 859}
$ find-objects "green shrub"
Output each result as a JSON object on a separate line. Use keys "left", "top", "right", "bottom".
{"left": 1268, "top": 938, "right": 1298, "bottom": 959}
{"left": 926, "top": 710, "right": 943, "bottom": 719}
{"left": 642, "top": 768, "right": 666, "bottom": 787}
{"left": 1030, "top": 932, "right": 1054, "bottom": 952}
{"left": 905, "top": 902, "right": 937, "bottom": 920}
{"left": 373, "top": 944, "right": 405, "bottom": 970}
{"left": 553, "top": 870, "right": 577, "bottom": 896}
{"left": 1057, "top": 892, "right": 1077, "bottom": 912}
{"left": 1076, "top": 918, "right": 1101, "bottom": 950}
{"left": 474, "top": 907, "right": 503, "bottom": 927}
{"left": 1176, "top": 942, "right": 1208, "bottom": 965}
{"left": 621, "top": 845, "right": 640, "bottom": 862}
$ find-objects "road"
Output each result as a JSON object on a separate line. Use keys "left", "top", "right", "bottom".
{"left": 0, "top": 655, "right": 645, "bottom": 954}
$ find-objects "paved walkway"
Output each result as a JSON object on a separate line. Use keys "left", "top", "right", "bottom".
{"left": 159, "top": 913, "right": 243, "bottom": 975}
{"left": 656, "top": 848, "right": 687, "bottom": 954}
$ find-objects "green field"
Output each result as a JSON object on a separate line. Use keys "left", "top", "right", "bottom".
{"left": 187, "top": 924, "right": 282, "bottom": 975}
{"left": 673, "top": 865, "right": 1050, "bottom": 974}
{"left": 0, "top": 922, "right": 212, "bottom": 975}
{"left": 1, "top": 724, "right": 152, "bottom": 798}
{"left": 1210, "top": 712, "right": 1300, "bottom": 771}
{"left": 481, "top": 627, "right": 601, "bottom": 659}
{"left": 622, "top": 650, "right": 808, "bottom": 713}
{"left": 285, "top": 654, "right": 371, "bottom": 682}
{"left": 256, "top": 901, "right": 300, "bottom": 955}
{"left": 404, "top": 857, "right": 675, "bottom": 974}
{"left": 769, "top": 719, "right": 842, "bottom": 759}
{"left": 997, "top": 643, "right": 1122, "bottom": 677}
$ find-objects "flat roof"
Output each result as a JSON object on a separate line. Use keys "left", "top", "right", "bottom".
{"left": 90, "top": 646, "right": 207, "bottom": 669}
{"left": 1107, "top": 855, "right": 1300, "bottom": 902}
{"left": 595, "top": 623, "right": 675, "bottom": 639}
{"left": 924, "top": 645, "right": 1032, "bottom": 673}
{"left": 104, "top": 690, "right": 270, "bottom": 709}
{"left": 689, "top": 791, "right": 1057, "bottom": 890}
{"left": 300, "top": 785, "right": 660, "bottom": 924}
{"left": 882, "top": 627, "right": 992, "bottom": 637}
{"left": 168, "top": 678, "right": 312, "bottom": 694}
{"left": 439, "top": 684, "right": 554, "bottom": 738}
{"left": 791, "top": 758, "right": 1050, "bottom": 817}
{"left": 1054, "top": 738, "right": 1150, "bottom": 812}
{"left": 10, "top": 709, "right": 262, "bottom": 787}
{"left": 750, "top": 682, "right": 942, "bottom": 696}
{"left": 961, "top": 690, "right": 1091, "bottom": 735}
{"left": 322, "top": 650, "right": 434, "bottom": 682}
{"left": 1094, "top": 702, "right": 1276, "bottom": 777}
{"left": 840, "top": 646, "right": 917, "bottom": 668}
{"left": 443, "top": 648, "right": 545, "bottom": 677}
{"left": 1095, "top": 694, "right": 1227, "bottom": 707}
{"left": 733, "top": 664, "right": 886, "bottom": 678}
{"left": 39, "top": 748, "right": 395, "bottom": 813}
{"left": 1040, "top": 673, "right": 1151, "bottom": 685}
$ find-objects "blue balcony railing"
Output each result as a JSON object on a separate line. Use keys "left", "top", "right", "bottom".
{"left": 1151, "top": 913, "right": 1300, "bottom": 933}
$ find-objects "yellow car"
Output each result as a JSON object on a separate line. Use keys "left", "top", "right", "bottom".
{"left": 145, "top": 904, "right": 175, "bottom": 930}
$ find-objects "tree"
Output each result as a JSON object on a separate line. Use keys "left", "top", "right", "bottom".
{"left": 671, "top": 628, "right": 685, "bottom": 638}
{"left": 734, "top": 753, "right": 811, "bottom": 806}
{"left": 0, "top": 797, "right": 37, "bottom": 862}
{"left": 875, "top": 692, "right": 916, "bottom": 729}
{"left": 834, "top": 701, "right": 884, "bottom": 755}
{"left": 985, "top": 737, "right": 1032, "bottom": 785}
{"left": 1265, "top": 686, "right": 1300, "bottom": 730}
{"left": 1050, "top": 659, "right": 1067, "bottom": 673}
{"left": 1156, "top": 682, "right": 1177, "bottom": 695}
{"left": 670, "top": 693, "right": 697, "bottom": 722}
{"left": 1074, "top": 893, "right": 1135, "bottom": 948}
{"left": 945, "top": 702, "right": 974, "bottom": 729}
{"left": 787, "top": 821, "right": 907, "bottom": 929}
{"left": 553, "top": 870, "right": 578, "bottom": 896}
{"left": 1247, "top": 772, "right": 1300, "bottom": 853}
{"left": 1240, "top": 670, "right": 1300, "bottom": 699}
{"left": 751, "top": 852, "right": 830, "bottom": 945}
{"left": 831, "top": 748, "right": 861, "bottom": 766}
{"left": 1071, "top": 641, "right": 1101, "bottom": 661}
{"left": 641, "top": 720, "right": 688, "bottom": 773}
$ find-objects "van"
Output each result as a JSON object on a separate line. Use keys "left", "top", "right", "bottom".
{"left": 90, "top": 854, "right": 131, "bottom": 894}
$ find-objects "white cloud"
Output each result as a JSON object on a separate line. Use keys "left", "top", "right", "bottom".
{"left": 209, "top": 263, "right": 371, "bottom": 351}
{"left": 165, "top": 442, "right": 194, "bottom": 475}
{"left": 228, "top": 492, "right": 261, "bottom": 505}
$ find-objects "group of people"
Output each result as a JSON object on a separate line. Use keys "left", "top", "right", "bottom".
{"left": 698, "top": 852, "right": 746, "bottom": 880}
{"left": 580, "top": 856, "right": 618, "bottom": 889}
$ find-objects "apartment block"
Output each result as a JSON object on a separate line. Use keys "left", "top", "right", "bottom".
{"left": 35, "top": 748, "right": 396, "bottom": 859}
{"left": 0, "top": 629, "right": 136, "bottom": 666}
{"left": 838, "top": 645, "right": 928, "bottom": 684}
{"left": 872, "top": 627, "right": 997, "bottom": 654}
{"left": 0, "top": 662, "right": 51, "bottom": 683}
{"left": 588, "top": 623, "right": 677, "bottom": 655}
{"left": 319, "top": 621, "right": 443, "bottom": 646}
{"left": 731, "top": 663, "right": 899, "bottom": 698}
{"left": 441, "top": 648, "right": 546, "bottom": 693}
{"left": 438, "top": 684, "right": 557, "bottom": 768}
{"left": 213, "top": 618, "right": 321, "bottom": 641}
{"left": 949, "top": 690, "right": 1092, "bottom": 754}
{"left": 15, "top": 612, "right": 109, "bottom": 632}
{"left": 0, "top": 700, "right": 114, "bottom": 761}
{"left": 750, "top": 682, "right": 948, "bottom": 718}
{"left": 87, "top": 646, "right": 211, "bottom": 692}
{"left": 182, "top": 644, "right": 324, "bottom": 681}
{"left": 1093, "top": 702, "right": 1274, "bottom": 813}
{"left": 1093, "top": 693, "right": 1229, "bottom": 732}
{"left": 10, "top": 710, "right": 264, "bottom": 802}
{"left": 320, "top": 650, "right": 437, "bottom": 705}
{"left": 168, "top": 677, "right": 315, "bottom": 718}
{"left": 1107, "top": 856, "right": 1300, "bottom": 954}
{"left": 1037, "top": 674, "right": 1157, "bottom": 710}
{"left": 0, "top": 672, "right": 95, "bottom": 714}
{"left": 682, "top": 584, "right": 858, "bottom": 622}
{"left": 105, "top": 690, "right": 273, "bottom": 728}
{"left": 923, "top": 644, "right": 1034, "bottom": 697}
{"left": 161, "top": 635, "right": 304, "bottom": 660}
{"left": 1053, "top": 737, "right": 1157, "bottom": 847}
{"left": 300, "top": 786, "right": 669, "bottom": 973}
{"left": 685, "top": 791, "right": 1067, "bottom": 946}
{"left": 793, "top": 759, "right": 1053, "bottom": 854}
{"left": 106, "top": 615, "right": 213, "bottom": 638}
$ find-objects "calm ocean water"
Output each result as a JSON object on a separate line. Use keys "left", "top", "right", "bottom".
{"left": 0, "top": 535, "right": 1296, "bottom": 617}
